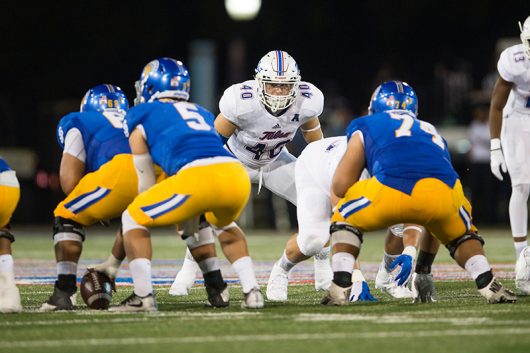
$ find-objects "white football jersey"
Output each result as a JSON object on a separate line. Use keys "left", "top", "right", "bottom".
{"left": 297, "top": 136, "right": 348, "bottom": 195}
{"left": 497, "top": 44, "right": 530, "bottom": 115}
{"left": 219, "top": 80, "right": 324, "bottom": 169}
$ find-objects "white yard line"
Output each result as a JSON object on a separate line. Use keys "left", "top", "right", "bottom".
{"left": 2, "top": 328, "right": 530, "bottom": 348}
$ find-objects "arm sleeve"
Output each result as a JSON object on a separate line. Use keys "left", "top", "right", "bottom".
{"left": 63, "top": 128, "right": 86, "bottom": 163}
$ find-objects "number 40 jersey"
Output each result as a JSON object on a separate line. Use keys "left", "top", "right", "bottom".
{"left": 219, "top": 80, "right": 324, "bottom": 169}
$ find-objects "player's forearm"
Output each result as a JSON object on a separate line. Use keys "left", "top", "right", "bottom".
{"left": 302, "top": 128, "right": 323, "bottom": 143}
{"left": 488, "top": 108, "right": 503, "bottom": 139}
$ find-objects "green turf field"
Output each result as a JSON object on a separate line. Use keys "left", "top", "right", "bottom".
{"left": 1, "top": 227, "right": 530, "bottom": 353}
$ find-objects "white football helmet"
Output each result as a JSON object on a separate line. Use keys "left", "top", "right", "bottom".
{"left": 519, "top": 16, "right": 530, "bottom": 59}
{"left": 255, "top": 50, "right": 301, "bottom": 112}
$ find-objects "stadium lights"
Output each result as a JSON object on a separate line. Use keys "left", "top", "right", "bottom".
{"left": 225, "top": 0, "right": 261, "bottom": 21}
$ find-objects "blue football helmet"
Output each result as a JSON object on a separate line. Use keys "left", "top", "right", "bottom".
{"left": 368, "top": 81, "right": 418, "bottom": 115}
{"left": 134, "top": 57, "right": 190, "bottom": 105}
{"left": 80, "top": 84, "right": 129, "bottom": 113}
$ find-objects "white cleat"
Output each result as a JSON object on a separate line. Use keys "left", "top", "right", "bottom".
{"left": 241, "top": 287, "right": 264, "bottom": 309}
{"left": 266, "top": 261, "right": 289, "bottom": 302}
{"left": 314, "top": 257, "right": 333, "bottom": 291}
{"left": 375, "top": 262, "right": 414, "bottom": 299}
{"left": 109, "top": 292, "right": 157, "bottom": 312}
{"left": 0, "top": 285, "right": 22, "bottom": 313}
{"left": 169, "top": 260, "right": 200, "bottom": 296}
{"left": 515, "top": 246, "right": 530, "bottom": 295}
{"left": 321, "top": 282, "right": 351, "bottom": 306}
{"left": 478, "top": 278, "right": 517, "bottom": 304}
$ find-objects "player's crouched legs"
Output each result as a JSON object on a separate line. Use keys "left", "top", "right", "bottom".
{"left": 186, "top": 223, "right": 230, "bottom": 308}
{"left": 40, "top": 217, "right": 85, "bottom": 312}
{"left": 321, "top": 222, "right": 363, "bottom": 306}
{"left": 109, "top": 210, "right": 156, "bottom": 312}
{"left": 447, "top": 232, "right": 517, "bottom": 304}
{"left": 0, "top": 231, "right": 22, "bottom": 313}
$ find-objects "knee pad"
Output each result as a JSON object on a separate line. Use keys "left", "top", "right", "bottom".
{"left": 330, "top": 222, "right": 363, "bottom": 248}
{"left": 0, "top": 229, "right": 15, "bottom": 243}
{"left": 185, "top": 226, "right": 215, "bottom": 250}
{"left": 297, "top": 232, "right": 328, "bottom": 257}
{"left": 211, "top": 222, "right": 238, "bottom": 237}
{"left": 121, "top": 210, "right": 148, "bottom": 234}
{"left": 445, "top": 232, "right": 485, "bottom": 258}
{"left": 53, "top": 217, "right": 85, "bottom": 244}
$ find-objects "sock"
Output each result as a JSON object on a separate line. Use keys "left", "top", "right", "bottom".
{"left": 514, "top": 241, "right": 529, "bottom": 260}
{"left": 333, "top": 272, "right": 352, "bottom": 288}
{"left": 57, "top": 261, "right": 77, "bottom": 291}
{"left": 464, "top": 255, "right": 491, "bottom": 280}
{"left": 129, "top": 258, "right": 152, "bottom": 297}
{"left": 475, "top": 270, "right": 494, "bottom": 290}
{"left": 383, "top": 252, "right": 398, "bottom": 271}
{"left": 278, "top": 251, "right": 296, "bottom": 272}
{"left": 415, "top": 250, "right": 436, "bottom": 274}
{"left": 0, "top": 254, "right": 15, "bottom": 286}
{"left": 232, "top": 256, "right": 258, "bottom": 293}
{"left": 332, "top": 252, "right": 355, "bottom": 273}
{"left": 185, "top": 247, "right": 197, "bottom": 262}
{"left": 314, "top": 246, "right": 331, "bottom": 261}
{"left": 198, "top": 257, "right": 220, "bottom": 273}
{"left": 0, "top": 254, "right": 14, "bottom": 274}
{"left": 203, "top": 269, "right": 225, "bottom": 290}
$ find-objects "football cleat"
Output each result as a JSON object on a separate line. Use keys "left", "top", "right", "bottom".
{"left": 241, "top": 286, "right": 264, "bottom": 309}
{"left": 313, "top": 256, "right": 333, "bottom": 291}
{"left": 168, "top": 258, "right": 199, "bottom": 296}
{"left": 0, "top": 284, "right": 22, "bottom": 313}
{"left": 205, "top": 282, "right": 230, "bottom": 308}
{"left": 411, "top": 273, "right": 437, "bottom": 303}
{"left": 515, "top": 246, "right": 530, "bottom": 295}
{"left": 321, "top": 281, "right": 351, "bottom": 306}
{"left": 40, "top": 283, "right": 77, "bottom": 312}
{"left": 478, "top": 279, "right": 517, "bottom": 304}
{"left": 266, "top": 261, "right": 289, "bottom": 302}
{"left": 109, "top": 292, "right": 157, "bottom": 312}
{"left": 375, "top": 262, "right": 414, "bottom": 299}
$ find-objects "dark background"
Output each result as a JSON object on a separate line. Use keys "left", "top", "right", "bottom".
{"left": 0, "top": 0, "right": 528, "bottom": 224}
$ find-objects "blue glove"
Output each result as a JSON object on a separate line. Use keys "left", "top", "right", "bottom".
{"left": 349, "top": 281, "right": 377, "bottom": 302}
{"left": 390, "top": 254, "right": 413, "bottom": 286}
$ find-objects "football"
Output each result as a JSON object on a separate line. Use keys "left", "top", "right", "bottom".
{"left": 80, "top": 270, "right": 113, "bottom": 310}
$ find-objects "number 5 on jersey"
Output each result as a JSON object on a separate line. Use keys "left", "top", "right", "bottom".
{"left": 174, "top": 102, "right": 211, "bottom": 131}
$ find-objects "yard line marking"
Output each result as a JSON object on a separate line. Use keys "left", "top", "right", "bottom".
{"left": 2, "top": 328, "right": 530, "bottom": 348}
{"left": 0, "top": 312, "right": 264, "bottom": 326}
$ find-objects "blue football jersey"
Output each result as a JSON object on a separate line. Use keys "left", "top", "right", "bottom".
{"left": 0, "top": 157, "right": 11, "bottom": 173}
{"left": 346, "top": 110, "right": 458, "bottom": 194}
{"left": 124, "top": 101, "right": 233, "bottom": 175}
{"left": 56, "top": 111, "right": 131, "bottom": 173}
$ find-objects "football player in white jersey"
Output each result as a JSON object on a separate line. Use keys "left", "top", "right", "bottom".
{"left": 489, "top": 15, "right": 530, "bottom": 295}
{"left": 266, "top": 136, "right": 435, "bottom": 302}
{"left": 169, "top": 50, "right": 329, "bottom": 296}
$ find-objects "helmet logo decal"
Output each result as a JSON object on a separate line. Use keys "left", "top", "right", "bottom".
{"left": 170, "top": 76, "right": 181, "bottom": 87}
{"left": 276, "top": 50, "right": 284, "bottom": 75}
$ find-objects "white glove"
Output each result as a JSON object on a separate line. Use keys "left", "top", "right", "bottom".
{"left": 490, "top": 138, "right": 507, "bottom": 181}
